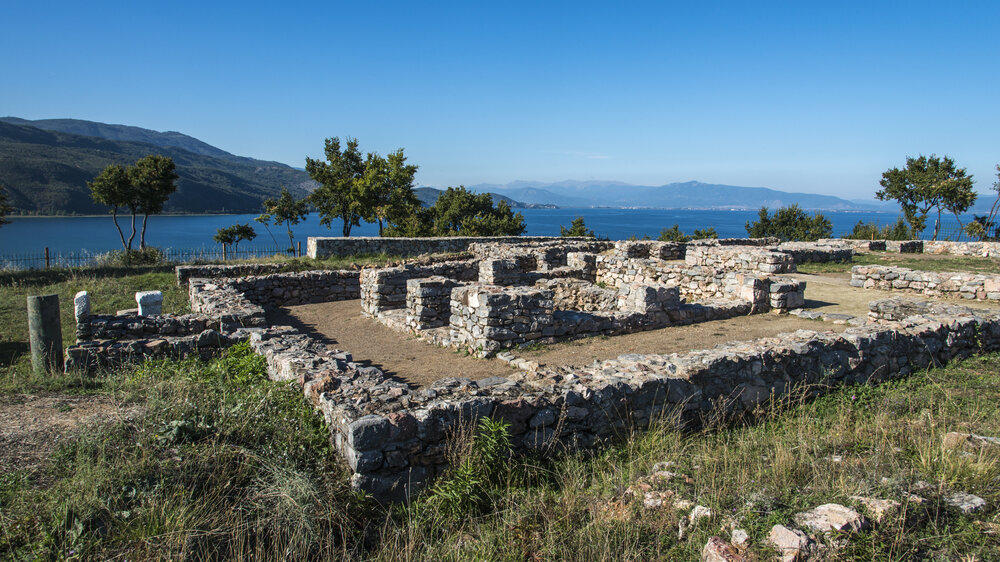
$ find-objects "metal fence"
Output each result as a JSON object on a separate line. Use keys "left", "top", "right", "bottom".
{"left": 0, "top": 245, "right": 299, "bottom": 270}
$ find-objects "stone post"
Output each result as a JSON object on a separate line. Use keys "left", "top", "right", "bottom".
{"left": 27, "top": 294, "right": 63, "bottom": 375}
{"left": 136, "top": 291, "right": 163, "bottom": 316}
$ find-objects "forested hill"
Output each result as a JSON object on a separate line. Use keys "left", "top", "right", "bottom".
{"left": 0, "top": 120, "right": 314, "bottom": 215}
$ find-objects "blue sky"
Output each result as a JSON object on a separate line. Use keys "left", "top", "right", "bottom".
{"left": 3, "top": 0, "right": 998, "bottom": 200}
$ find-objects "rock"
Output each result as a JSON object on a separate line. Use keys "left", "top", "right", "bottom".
{"left": 689, "top": 505, "right": 713, "bottom": 525}
{"left": 849, "top": 496, "right": 900, "bottom": 523}
{"left": 767, "top": 525, "right": 811, "bottom": 562}
{"left": 793, "top": 503, "right": 869, "bottom": 533}
{"left": 135, "top": 290, "right": 163, "bottom": 316}
{"left": 943, "top": 431, "right": 1000, "bottom": 452}
{"left": 701, "top": 536, "right": 745, "bottom": 562}
{"left": 74, "top": 291, "right": 90, "bottom": 322}
{"left": 945, "top": 492, "right": 986, "bottom": 514}
{"left": 731, "top": 528, "right": 749, "bottom": 546}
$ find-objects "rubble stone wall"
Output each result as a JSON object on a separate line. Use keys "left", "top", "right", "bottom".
{"left": 248, "top": 297, "right": 1000, "bottom": 502}
{"left": 775, "top": 241, "right": 854, "bottom": 264}
{"left": 361, "top": 261, "right": 478, "bottom": 318}
{"left": 176, "top": 263, "right": 287, "bottom": 285}
{"left": 684, "top": 245, "right": 796, "bottom": 274}
{"left": 924, "top": 241, "right": 1000, "bottom": 258}
{"left": 851, "top": 265, "right": 1000, "bottom": 301}
{"left": 309, "top": 236, "right": 589, "bottom": 259}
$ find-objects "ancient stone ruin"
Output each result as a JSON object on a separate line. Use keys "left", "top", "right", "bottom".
{"left": 64, "top": 237, "right": 1000, "bottom": 502}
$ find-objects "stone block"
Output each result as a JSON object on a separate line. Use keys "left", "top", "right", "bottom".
{"left": 135, "top": 290, "right": 163, "bottom": 316}
{"left": 74, "top": 291, "right": 91, "bottom": 323}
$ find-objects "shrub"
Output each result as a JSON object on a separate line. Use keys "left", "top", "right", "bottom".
{"left": 93, "top": 246, "right": 166, "bottom": 267}
{"left": 745, "top": 205, "right": 832, "bottom": 241}
{"left": 422, "top": 417, "right": 512, "bottom": 519}
{"left": 843, "top": 218, "right": 913, "bottom": 240}
{"left": 657, "top": 225, "right": 718, "bottom": 242}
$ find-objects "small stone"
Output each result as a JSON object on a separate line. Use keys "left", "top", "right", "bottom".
{"left": 135, "top": 290, "right": 163, "bottom": 316}
{"left": 945, "top": 492, "right": 986, "bottom": 514}
{"left": 849, "top": 496, "right": 900, "bottom": 523}
{"left": 74, "top": 291, "right": 90, "bottom": 322}
{"left": 701, "top": 536, "right": 745, "bottom": 562}
{"left": 943, "top": 431, "right": 1000, "bottom": 452}
{"left": 792, "top": 503, "right": 869, "bottom": 533}
{"left": 730, "top": 528, "right": 749, "bottom": 546}
{"left": 689, "top": 505, "right": 713, "bottom": 525}
{"left": 767, "top": 524, "right": 811, "bottom": 562}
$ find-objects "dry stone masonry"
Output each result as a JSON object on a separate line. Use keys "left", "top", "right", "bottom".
{"left": 60, "top": 237, "right": 1000, "bottom": 503}
{"left": 852, "top": 265, "right": 1000, "bottom": 301}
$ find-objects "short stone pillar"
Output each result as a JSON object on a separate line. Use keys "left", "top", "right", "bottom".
{"left": 27, "top": 294, "right": 63, "bottom": 375}
{"left": 136, "top": 290, "right": 163, "bottom": 316}
{"left": 74, "top": 291, "right": 91, "bottom": 323}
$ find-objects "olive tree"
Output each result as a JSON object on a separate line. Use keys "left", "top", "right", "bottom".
{"left": 257, "top": 187, "right": 309, "bottom": 252}
{"left": 876, "top": 155, "right": 976, "bottom": 240}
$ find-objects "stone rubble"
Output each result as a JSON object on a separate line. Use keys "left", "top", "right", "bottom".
{"left": 852, "top": 265, "right": 1000, "bottom": 301}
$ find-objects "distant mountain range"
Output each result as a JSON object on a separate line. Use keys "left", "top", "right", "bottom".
{"left": 413, "top": 187, "right": 554, "bottom": 209}
{"left": 0, "top": 117, "right": 316, "bottom": 215}
{"left": 465, "top": 180, "right": 886, "bottom": 211}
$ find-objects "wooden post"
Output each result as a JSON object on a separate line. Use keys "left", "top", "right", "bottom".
{"left": 297, "top": 241, "right": 302, "bottom": 257}
{"left": 27, "top": 294, "right": 63, "bottom": 375}
{"left": 44, "top": 247, "right": 50, "bottom": 269}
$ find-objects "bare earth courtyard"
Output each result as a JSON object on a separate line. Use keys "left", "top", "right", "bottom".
{"left": 270, "top": 270, "right": 1000, "bottom": 388}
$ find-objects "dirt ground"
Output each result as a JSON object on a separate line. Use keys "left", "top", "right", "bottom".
{"left": 0, "top": 393, "right": 121, "bottom": 475}
{"left": 274, "top": 271, "right": 1000, "bottom": 388}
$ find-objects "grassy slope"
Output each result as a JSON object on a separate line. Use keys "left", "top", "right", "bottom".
{"left": 0, "top": 256, "right": 998, "bottom": 559}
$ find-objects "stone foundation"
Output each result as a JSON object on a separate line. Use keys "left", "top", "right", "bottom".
{"left": 851, "top": 265, "right": 1000, "bottom": 301}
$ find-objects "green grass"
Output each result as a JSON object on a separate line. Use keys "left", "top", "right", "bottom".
{"left": 2, "top": 261, "right": 1000, "bottom": 559}
{"left": 798, "top": 253, "right": 1000, "bottom": 275}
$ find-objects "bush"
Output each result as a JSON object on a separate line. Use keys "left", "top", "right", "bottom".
{"left": 843, "top": 218, "right": 913, "bottom": 240}
{"left": 745, "top": 205, "right": 832, "bottom": 241}
{"left": 93, "top": 246, "right": 166, "bottom": 267}
{"left": 657, "top": 225, "right": 718, "bottom": 242}
{"left": 560, "top": 217, "right": 595, "bottom": 238}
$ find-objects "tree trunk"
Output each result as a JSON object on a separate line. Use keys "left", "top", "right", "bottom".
{"left": 286, "top": 220, "right": 294, "bottom": 251}
{"left": 342, "top": 214, "right": 352, "bottom": 237}
{"left": 378, "top": 218, "right": 384, "bottom": 236}
{"left": 932, "top": 209, "right": 942, "bottom": 241}
{"left": 140, "top": 213, "right": 150, "bottom": 249}
{"left": 127, "top": 211, "right": 137, "bottom": 250}
{"left": 111, "top": 208, "right": 127, "bottom": 250}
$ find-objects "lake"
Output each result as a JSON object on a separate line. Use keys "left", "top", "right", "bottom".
{"left": 0, "top": 208, "right": 973, "bottom": 258}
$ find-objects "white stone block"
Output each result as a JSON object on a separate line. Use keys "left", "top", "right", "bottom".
{"left": 136, "top": 290, "right": 163, "bottom": 316}
{"left": 74, "top": 291, "right": 90, "bottom": 323}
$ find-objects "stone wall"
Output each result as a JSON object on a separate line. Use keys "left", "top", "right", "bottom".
{"left": 176, "top": 263, "right": 287, "bottom": 285}
{"left": 469, "top": 240, "right": 614, "bottom": 270}
{"left": 851, "top": 265, "right": 1000, "bottom": 301}
{"left": 76, "top": 312, "right": 221, "bottom": 342}
{"left": 924, "top": 241, "right": 1000, "bottom": 258}
{"left": 247, "top": 296, "right": 1000, "bottom": 502}
{"left": 309, "top": 236, "right": 591, "bottom": 259}
{"left": 361, "top": 261, "right": 479, "bottom": 318}
{"left": 775, "top": 241, "right": 854, "bottom": 264}
{"left": 223, "top": 270, "right": 360, "bottom": 309}
{"left": 405, "top": 277, "right": 463, "bottom": 330}
{"left": 684, "top": 245, "right": 796, "bottom": 274}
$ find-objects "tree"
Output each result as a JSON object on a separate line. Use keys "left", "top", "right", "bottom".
{"left": 360, "top": 149, "right": 420, "bottom": 235}
{"left": 129, "top": 155, "right": 179, "bottom": 249}
{"left": 384, "top": 186, "right": 526, "bottom": 237}
{"left": 88, "top": 163, "right": 136, "bottom": 250}
{"left": 876, "top": 155, "right": 976, "bottom": 241}
{"left": 745, "top": 205, "right": 832, "bottom": 241}
{"left": 657, "top": 224, "right": 718, "bottom": 242}
{"left": 843, "top": 218, "right": 912, "bottom": 241}
{"left": 306, "top": 137, "right": 366, "bottom": 236}
{"left": 213, "top": 223, "right": 257, "bottom": 256}
{"left": 560, "top": 217, "right": 595, "bottom": 238}
{"left": 966, "top": 164, "right": 1000, "bottom": 241}
{"left": 257, "top": 187, "right": 309, "bottom": 252}
{"left": 0, "top": 184, "right": 12, "bottom": 228}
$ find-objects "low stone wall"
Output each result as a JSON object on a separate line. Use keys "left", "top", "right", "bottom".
{"left": 775, "top": 241, "right": 853, "bottom": 264}
{"left": 924, "top": 241, "right": 1000, "bottom": 258}
{"left": 361, "top": 261, "right": 479, "bottom": 318}
{"left": 248, "top": 296, "right": 1000, "bottom": 502}
{"left": 309, "top": 236, "right": 589, "bottom": 259}
{"left": 405, "top": 277, "right": 463, "bottom": 330}
{"left": 76, "top": 312, "right": 221, "bottom": 342}
{"left": 851, "top": 265, "right": 1000, "bottom": 301}
{"left": 189, "top": 279, "right": 269, "bottom": 331}
{"left": 469, "top": 240, "right": 614, "bottom": 270}
{"left": 223, "top": 270, "right": 360, "bottom": 309}
{"left": 66, "top": 329, "right": 249, "bottom": 373}
{"left": 684, "top": 245, "right": 795, "bottom": 274}
{"left": 176, "top": 263, "right": 287, "bottom": 285}
{"left": 868, "top": 297, "right": 989, "bottom": 323}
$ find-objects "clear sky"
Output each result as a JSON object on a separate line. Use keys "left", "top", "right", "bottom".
{"left": 3, "top": 0, "right": 998, "bottom": 200}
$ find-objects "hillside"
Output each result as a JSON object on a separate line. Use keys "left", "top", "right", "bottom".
{"left": 413, "top": 187, "right": 554, "bottom": 209}
{"left": 0, "top": 121, "right": 314, "bottom": 215}
{"left": 469, "top": 180, "right": 881, "bottom": 211}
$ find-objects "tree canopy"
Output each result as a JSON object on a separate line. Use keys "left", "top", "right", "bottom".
{"left": 257, "top": 187, "right": 309, "bottom": 252}
{"left": 213, "top": 223, "right": 257, "bottom": 255}
{"left": 657, "top": 224, "right": 718, "bottom": 242}
{"left": 305, "top": 137, "right": 367, "bottom": 237}
{"left": 745, "top": 205, "right": 832, "bottom": 241}
{"left": 966, "top": 164, "right": 1000, "bottom": 241}
{"left": 876, "top": 154, "right": 976, "bottom": 240}
{"left": 560, "top": 217, "right": 595, "bottom": 238}
{"left": 88, "top": 155, "right": 178, "bottom": 250}
{"left": 361, "top": 148, "right": 420, "bottom": 235}
{"left": 385, "top": 186, "right": 526, "bottom": 237}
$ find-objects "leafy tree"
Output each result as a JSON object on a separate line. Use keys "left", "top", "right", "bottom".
{"left": 213, "top": 223, "right": 257, "bottom": 256}
{"left": 843, "top": 218, "right": 913, "bottom": 241}
{"left": 745, "top": 204, "right": 832, "bottom": 241}
{"left": 88, "top": 163, "right": 136, "bottom": 250}
{"left": 966, "top": 164, "right": 1000, "bottom": 241}
{"left": 306, "top": 137, "right": 366, "bottom": 236}
{"left": 129, "top": 155, "right": 179, "bottom": 249}
{"left": 876, "top": 155, "right": 976, "bottom": 240}
{"left": 360, "top": 149, "right": 420, "bottom": 235}
{"left": 256, "top": 187, "right": 309, "bottom": 252}
{"left": 385, "top": 186, "right": 526, "bottom": 237}
{"left": 560, "top": 217, "right": 595, "bottom": 238}
{"left": 657, "top": 224, "right": 718, "bottom": 242}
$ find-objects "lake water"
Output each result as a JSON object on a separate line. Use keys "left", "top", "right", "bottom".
{"left": 0, "top": 208, "right": 973, "bottom": 257}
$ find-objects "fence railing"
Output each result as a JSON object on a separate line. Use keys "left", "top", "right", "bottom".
{"left": 0, "top": 245, "right": 300, "bottom": 270}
